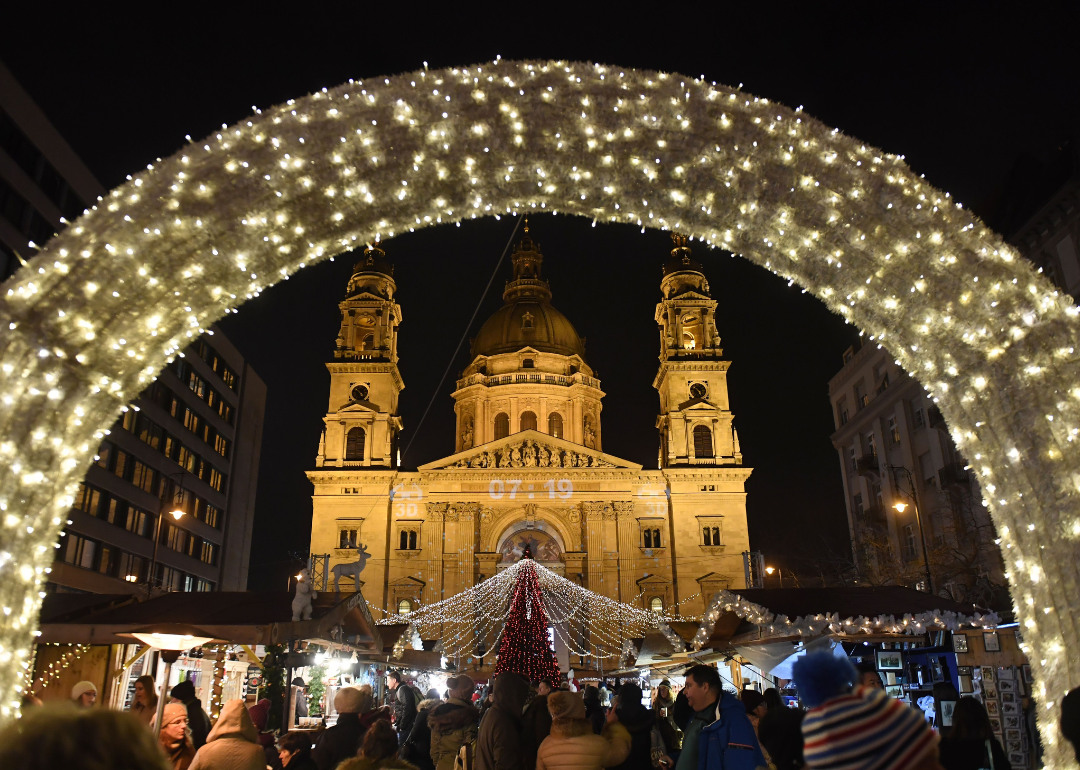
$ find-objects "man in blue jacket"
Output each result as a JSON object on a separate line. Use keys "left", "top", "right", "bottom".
{"left": 674, "top": 665, "right": 766, "bottom": 770}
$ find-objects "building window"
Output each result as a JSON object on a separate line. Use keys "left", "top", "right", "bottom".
{"left": 888, "top": 417, "right": 900, "bottom": 445}
{"left": 643, "top": 528, "right": 662, "bottom": 548}
{"left": 849, "top": 447, "right": 857, "bottom": 472}
{"left": 63, "top": 533, "right": 96, "bottom": 570}
{"left": 852, "top": 494, "right": 864, "bottom": 518}
{"left": 399, "top": 529, "right": 419, "bottom": 550}
{"left": 520, "top": 411, "right": 537, "bottom": 432}
{"left": 362, "top": 334, "right": 375, "bottom": 350}
{"left": 494, "top": 413, "right": 510, "bottom": 440}
{"left": 912, "top": 407, "right": 925, "bottom": 429}
{"left": 838, "top": 400, "right": 849, "bottom": 426}
{"left": 522, "top": 359, "right": 534, "bottom": 369}
{"left": 339, "top": 528, "right": 358, "bottom": 549}
{"left": 345, "top": 427, "right": 366, "bottom": 461}
{"left": 865, "top": 433, "right": 877, "bottom": 460}
{"left": 398, "top": 599, "right": 412, "bottom": 615}
{"left": 693, "top": 425, "right": 713, "bottom": 458}
{"left": 919, "top": 452, "right": 935, "bottom": 489}
{"left": 855, "top": 382, "right": 868, "bottom": 409}
{"left": 548, "top": 413, "right": 563, "bottom": 438}
{"left": 683, "top": 332, "right": 696, "bottom": 350}
{"left": 701, "top": 526, "right": 721, "bottom": 546}
{"left": 903, "top": 524, "right": 917, "bottom": 560}
{"left": 650, "top": 597, "right": 664, "bottom": 614}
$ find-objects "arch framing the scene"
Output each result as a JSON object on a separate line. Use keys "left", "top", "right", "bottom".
{"left": 0, "top": 60, "right": 1078, "bottom": 759}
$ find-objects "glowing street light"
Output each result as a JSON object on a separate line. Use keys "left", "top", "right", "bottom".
{"left": 764, "top": 566, "right": 784, "bottom": 588}
{"left": 123, "top": 624, "right": 215, "bottom": 734}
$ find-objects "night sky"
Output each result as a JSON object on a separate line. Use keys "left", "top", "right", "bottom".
{"left": 6, "top": 8, "right": 1078, "bottom": 594}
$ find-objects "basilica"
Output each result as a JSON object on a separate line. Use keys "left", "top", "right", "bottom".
{"left": 307, "top": 223, "right": 753, "bottom": 627}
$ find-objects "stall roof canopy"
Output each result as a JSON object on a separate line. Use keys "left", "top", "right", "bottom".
{"left": 36, "top": 590, "right": 381, "bottom": 650}
{"left": 693, "top": 586, "right": 999, "bottom": 651}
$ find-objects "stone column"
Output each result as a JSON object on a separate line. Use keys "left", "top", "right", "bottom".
{"left": 582, "top": 502, "right": 606, "bottom": 592}
{"left": 510, "top": 396, "right": 519, "bottom": 434}
{"left": 614, "top": 502, "right": 637, "bottom": 602}
{"left": 540, "top": 396, "right": 549, "bottom": 435}
{"left": 473, "top": 400, "right": 483, "bottom": 449}
{"left": 459, "top": 503, "right": 480, "bottom": 589}
{"left": 424, "top": 503, "right": 446, "bottom": 606}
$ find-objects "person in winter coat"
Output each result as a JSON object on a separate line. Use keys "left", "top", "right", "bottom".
{"left": 535, "top": 691, "right": 631, "bottom": 770}
{"left": 583, "top": 686, "right": 606, "bottom": 736}
{"left": 522, "top": 679, "right": 555, "bottom": 770}
{"left": 160, "top": 701, "right": 197, "bottom": 770}
{"left": 476, "top": 672, "right": 530, "bottom": 770}
{"left": 651, "top": 681, "right": 679, "bottom": 759}
{"left": 130, "top": 675, "right": 159, "bottom": 726}
{"left": 172, "top": 680, "right": 212, "bottom": 751}
{"left": 609, "top": 685, "right": 656, "bottom": 770}
{"left": 429, "top": 674, "right": 481, "bottom": 770}
{"left": 188, "top": 698, "right": 265, "bottom": 770}
{"left": 937, "top": 697, "right": 1011, "bottom": 770}
{"left": 313, "top": 688, "right": 390, "bottom": 770}
{"left": 339, "top": 719, "right": 420, "bottom": 770}
{"left": 277, "top": 731, "right": 318, "bottom": 770}
{"left": 402, "top": 697, "right": 442, "bottom": 770}
{"left": 389, "top": 671, "right": 419, "bottom": 744}
{"left": 756, "top": 707, "right": 804, "bottom": 770}
{"left": 675, "top": 665, "right": 766, "bottom": 770}
{"left": 248, "top": 698, "right": 282, "bottom": 770}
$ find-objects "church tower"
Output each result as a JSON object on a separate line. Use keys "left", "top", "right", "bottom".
{"left": 654, "top": 234, "right": 742, "bottom": 467}
{"left": 315, "top": 243, "right": 404, "bottom": 468}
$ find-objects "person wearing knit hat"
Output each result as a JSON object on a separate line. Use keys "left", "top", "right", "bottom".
{"left": 534, "top": 691, "right": 631, "bottom": 770}
{"left": 71, "top": 681, "right": 97, "bottom": 707}
{"left": 159, "top": 701, "right": 196, "bottom": 770}
{"left": 794, "top": 652, "right": 941, "bottom": 770}
{"left": 313, "top": 687, "right": 390, "bottom": 770}
{"left": 429, "top": 676, "right": 481, "bottom": 770}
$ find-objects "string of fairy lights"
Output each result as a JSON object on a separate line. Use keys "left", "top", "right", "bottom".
{"left": 380, "top": 558, "right": 681, "bottom": 661}
{"left": 0, "top": 57, "right": 1074, "bottom": 762}
{"left": 27, "top": 643, "right": 89, "bottom": 694}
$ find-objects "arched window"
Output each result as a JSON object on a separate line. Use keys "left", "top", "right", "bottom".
{"left": 683, "top": 332, "right": 696, "bottom": 350}
{"left": 399, "top": 529, "right": 418, "bottom": 550}
{"left": 400, "top": 530, "right": 408, "bottom": 550}
{"left": 362, "top": 334, "right": 375, "bottom": 350}
{"left": 650, "top": 597, "right": 664, "bottom": 614}
{"left": 653, "top": 529, "right": 661, "bottom": 546}
{"left": 712, "top": 527, "right": 721, "bottom": 544}
{"left": 345, "top": 427, "right": 366, "bottom": 461}
{"left": 548, "top": 413, "right": 563, "bottom": 438}
{"left": 644, "top": 529, "right": 653, "bottom": 548}
{"left": 520, "top": 411, "right": 537, "bottom": 432}
{"left": 703, "top": 527, "right": 711, "bottom": 545}
{"left": 693, "top": 425, "right": 713, "bottom": 458}
{"left": 494, "top": 413, "right": 510, "bottom": 440}
{"left": 398, "top": 599, "right": 411, "bottom": 615}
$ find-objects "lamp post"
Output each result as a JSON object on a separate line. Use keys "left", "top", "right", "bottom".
{"left": 764, "top": 566, "right": 784, "bottom": 588}
{"left": 148, "top": 472, "right": 192, "bottom": 597}
{"left": 124, "top": 624, "right": 214, "bottom": 734}
{"left": 889, "top": 465, "right": 934, "bottom": 595}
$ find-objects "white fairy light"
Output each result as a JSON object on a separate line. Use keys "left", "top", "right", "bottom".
{"left": 0, "top": 60, "right": 1073, "bottom": 761}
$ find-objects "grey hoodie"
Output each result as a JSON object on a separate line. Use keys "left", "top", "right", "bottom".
{"left": 188, "top": 699, "right": 266, "bottom": 770}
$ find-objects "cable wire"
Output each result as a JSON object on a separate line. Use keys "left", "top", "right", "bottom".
{"left": 401, "top": 215, "right": 524, "bottom": 464}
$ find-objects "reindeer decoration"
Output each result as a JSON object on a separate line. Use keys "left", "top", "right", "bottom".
{"left": 331, "top": 544, "right": 371, "bottom": 593}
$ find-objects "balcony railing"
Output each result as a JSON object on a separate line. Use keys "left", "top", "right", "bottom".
{"left": 455, "top": 372, "right": 602, "bottom": 390}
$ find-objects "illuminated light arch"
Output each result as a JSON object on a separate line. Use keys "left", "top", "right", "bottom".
{"left": 0, "top": 59, "right": 1076, "bottom": 756}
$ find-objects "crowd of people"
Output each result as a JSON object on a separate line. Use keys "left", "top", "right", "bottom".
{"left": 6, "top": 656, "right": 1080, "bottom": 770}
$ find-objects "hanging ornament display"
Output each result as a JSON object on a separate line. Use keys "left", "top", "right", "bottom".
{"left": 378, "top": 556, "right": 681, "bottom": 662}
{"left": 493, "top": 558, "right": 560, "bottom": 681}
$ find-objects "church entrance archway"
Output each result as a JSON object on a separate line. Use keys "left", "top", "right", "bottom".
{"left": 1, "top": 60, "right": 1078, "bottom": 754}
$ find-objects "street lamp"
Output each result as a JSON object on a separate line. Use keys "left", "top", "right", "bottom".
{"left": 147, "top": 472, "right": 192, "bottom": 596}
{"left": 893, "top": 498, "right": 934, "bottom": 595}
{"left": 764, "top": 566, "right": 784, "bottom": 588}
{"left": 123, "top": 624, "right": 215, "bottom": 734}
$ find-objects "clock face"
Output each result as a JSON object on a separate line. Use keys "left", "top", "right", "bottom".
{"left": 352, "top": 384, "right": 369, "bottom": 402}
{"left": 690, "top": 383, "right": 707, "bottom": 399}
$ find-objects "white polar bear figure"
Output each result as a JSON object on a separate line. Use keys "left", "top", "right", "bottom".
{"left": 292, "top": 568, "right": 318, "bottom": 621}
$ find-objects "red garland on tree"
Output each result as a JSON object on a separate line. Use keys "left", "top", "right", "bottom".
{"left": 494, "top": 556, "right": 560, "bottom": 682}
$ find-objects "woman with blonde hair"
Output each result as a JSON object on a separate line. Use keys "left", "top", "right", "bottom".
{"left": 130, "top": 675, "right": 158, "bottom": 726}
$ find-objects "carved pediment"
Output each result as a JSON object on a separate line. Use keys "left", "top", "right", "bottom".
{"left": 418, "top": 429, "right": 642, "bottom": 471}
{"left": 335, "top": 399, "right": 381, "bottom": 414}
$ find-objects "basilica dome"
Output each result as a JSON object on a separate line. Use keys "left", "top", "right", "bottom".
{"left": 470, "top": 227, "right": 587, "bottom": 360}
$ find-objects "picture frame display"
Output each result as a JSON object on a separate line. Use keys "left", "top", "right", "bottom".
{"left": 986, "top": 700, "right": 999, "bottom": 715}
{"left": 989, "top": 717, "right": 1002, "bottom": 734}
{"left": 952, "top": 634, "right": 969, "bottom": 653}
{"left": 980, "top": 666, "right": 995, "bottom": 681}
{"left": 983, "top": 632, "right": 1001, "bottom": 652}
{"left": 940, "top": 700, "right": 956, "bottom": 727}
{"left": 1022, "top": 664, "right": 1033, "bottom": 683}
{"left": 876, "top": 650, "right": 904, "bottom": 671}
{"left": 999, "top": 679, "right": 1017, "bottom": 693}
{"left": 1009, "top": 754, "right": 1026, "bottom": 766}
{"left": 885, "top": 684, "right": 904, "bottom": 699}
{"left": 1001, "top": 702, "right": 1019, "bottom": 715}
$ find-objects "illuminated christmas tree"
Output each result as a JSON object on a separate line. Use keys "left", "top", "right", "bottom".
{"left": 494, "top": 554, "right": 561, "bottom": 682}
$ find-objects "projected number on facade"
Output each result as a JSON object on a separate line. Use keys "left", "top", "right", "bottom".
{"left": 489, "top": 479, "right": 573, "bottom": 500}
